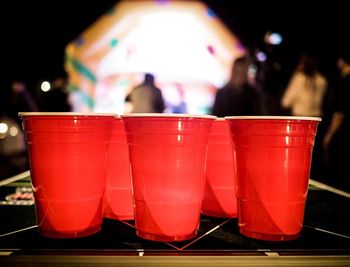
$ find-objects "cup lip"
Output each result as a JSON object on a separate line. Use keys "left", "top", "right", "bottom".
{"left": 121, "top": 113, "right": 217, "bottom": 119}
{"left": 215, "top": 118, "right": 226, "bottom": 121}
{"left": 18, "top": 112, "right": 117, "bottom": 117}
{"left": 224, "top": 116, "right": 322, "bottom": 122}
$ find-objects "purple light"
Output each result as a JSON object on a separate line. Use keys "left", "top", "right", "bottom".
{"left": 235, "top": 43, "right": 245, "bottom": 53}
{"left": 207, "top": 45, "right": 215, "bottom": 55}
{"left": 256, "top": 51, "right": 267, "bottom": 62}
{"left": 74, "top": 37, "right": 85, "bottom": 47}
{"left": 155, "top": 0, "right": 171, "bottom": 5}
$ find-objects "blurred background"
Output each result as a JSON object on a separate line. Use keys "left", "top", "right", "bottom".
{"left": 0, "top": 0, "right": 348, "bottom": 190}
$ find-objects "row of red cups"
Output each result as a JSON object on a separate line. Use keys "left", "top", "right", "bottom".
{"left": 19, "top": 112, "right": 321, "bottom": 242}
{"left": 105, "top": 117, "right": 236, "bottom": 219}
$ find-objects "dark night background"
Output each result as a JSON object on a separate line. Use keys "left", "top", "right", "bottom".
{"left": 0, "top": 0, "right": 349, "bottom": 100}
{"left": 0, "top": 0, "right": 349, "bottom": 112}
{"left": 0, "top": 2, "right": 350, "bottom": 248}
{"left": 2, "top": 0, "right": 347, "bottom": 186}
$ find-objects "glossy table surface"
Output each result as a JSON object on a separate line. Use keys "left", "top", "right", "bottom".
{"left": 0, "top": 171, "right": 349, "bottom": 266}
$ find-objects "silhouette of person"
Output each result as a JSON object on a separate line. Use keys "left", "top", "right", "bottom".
{"left": 8, "top": 80, "right": 38, "bottom": 125}
{"left": 126, "top": 73, "right": 165, "bottom": 113}
{"left": 40, "top": 76, "right": 71, "bottom": 112}
{"left": 256, "top": 48, "right": 286, "bottom": 115}
{"left": 3, "top": 80, "right": 37, "bottom": 175}
{"left": 171, "top": 83, "right": 187, "bottom": 114}
{"left": 281, "top": 53, "right": 327, "bottom": 117}
{"left": 212, "top": 56, "right": 261, "bottom": 117}
{"left": 323, "top": 51, "right": 350, "bottom": 190}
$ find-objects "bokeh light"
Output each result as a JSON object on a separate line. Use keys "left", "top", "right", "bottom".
{"left": 41, "top": 81, "right": 51, "bottom": 92}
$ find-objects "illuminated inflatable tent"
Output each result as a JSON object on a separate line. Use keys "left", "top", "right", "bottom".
{"left": 65, "top": 0, "right": 245, "bottom": 114}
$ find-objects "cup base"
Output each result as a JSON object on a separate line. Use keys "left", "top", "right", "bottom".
{"left": 104, "top": 212, "right": 134, "bottom": 221}
{"left": 201, "top": 209, "right": 237, "bottom": 218}
{"left": 136, "top": 229, "right": 197, "bottom": 242}
{"left": 239, "top": 228, "right": 300, "bottom": 241}
{"left": 38, "top": 225, "right": 101, "bottom": 239}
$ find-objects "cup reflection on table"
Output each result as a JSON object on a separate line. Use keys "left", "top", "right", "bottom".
{"left": 202, "top": 118, "right": 238, "bottom": 218}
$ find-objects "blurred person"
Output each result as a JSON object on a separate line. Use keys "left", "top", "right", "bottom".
{"left": 281, "top": 53, "right": 327, "bottom": 117}
{"left": 323, "top": 51, "right": 350, "bottom": 190}
{"left": 40, "top": 76, "right": 71, "bottom": 112}
{"left": 212, "top": 56, "right": 261, "bottom": 117}
{"left": 1, "top": 80, "right": 36, "bottom": 178}
{"left": 170, "top": 83, "right": 187, "bottom": 114}
{"left": 8, "top": 80, "right": 38, "bottom": 125}
{"left": 281, "top": 53, "right": 328, "bottom": 181}
{"left": 256, "top": 47, "right": 287, "bottom": 115}
{"left": 9, "top": 80, "right": 38, "bottom": 121}
{"left": 125, "top": 73, "right": 165, "bottom": 113}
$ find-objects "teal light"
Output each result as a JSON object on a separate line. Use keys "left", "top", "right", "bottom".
{"left": 110, "top": 38, "right": 119, "bottom": 48}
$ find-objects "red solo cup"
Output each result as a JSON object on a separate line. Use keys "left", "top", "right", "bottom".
{"left": 19, "top": 112, "right": 114, "bottom": 238}
{"left": 122, "top": 113, "right": 216, "bottom": 242}
{"left": 202, "top": 118, "right": 237, "bottom": 218}
{"left": 225, "top": 116, "right": 321, "bottom": 241}
{"left": 103, "top": 116, "right": 134, "bottom": 220}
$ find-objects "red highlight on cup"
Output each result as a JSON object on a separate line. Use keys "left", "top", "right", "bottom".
{"left": 202, "top": 118, "right": 237, "bottom": 218}
{"left": 19, "top": 112, "right": 114, "bottom": 238}
{"left": 225, "top": 116, "right": 321, "bottom": 241}
{"left": 122, "top": 113, "right": 216, "bottom": 242}
{"left": 104, "top": 116, "right": 134, "bottom": 220}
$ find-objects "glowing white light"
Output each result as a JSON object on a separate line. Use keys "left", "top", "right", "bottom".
{"left": 9, "top": 126, "right": 19, "bottom": 137}
{"left": 80, "top": 2, "right": 245, "bottom": 114}
{"left": 97, "top": 12, "right": 230, "bottom": 88}
{"left": 0, "top": 122, "right": 8, "bottom": 134}
{"left": 256, "top": 51, "right": 267, "bottom": 62}
{"left": 266, "top": 32, "right": 282, "bottom": 45}
{"left": 41, "top": 81, "right": 51, "bottom": 92}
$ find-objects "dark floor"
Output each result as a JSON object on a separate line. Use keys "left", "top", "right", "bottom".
{"left": 0, "top": 175, "right": 349, "bottom": 256}
{"left": 1, "top": 174, "right": 350, "bottom": 267}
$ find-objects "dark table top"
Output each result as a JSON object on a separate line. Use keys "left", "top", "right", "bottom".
{"left": 0, "top": 172, "right": 349, "bottom": 266}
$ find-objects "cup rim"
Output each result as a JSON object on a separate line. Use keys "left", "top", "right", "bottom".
{"left": 224, "top": 116, "right": 322, "bottom": 122}
{"left": 18, "top": 112, "right": 117, "bottom": 117}
{"left": 121, "top": 113, "right": 217, "bottom": 119}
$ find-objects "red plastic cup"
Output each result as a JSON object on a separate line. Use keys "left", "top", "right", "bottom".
{"left": 103, "top": 116, "right": 134, "bottom": 220}
{"left": 225, "top": 116, "right": 321, "bottom": 241}
{"left": 202, "top": 118, "right": 237, "bottom": 218}
{"left": 19, "top": 112, "right": 114, "bottom": 238}
{"left": 122, "top": 113, "right": 216, "bottom": 242}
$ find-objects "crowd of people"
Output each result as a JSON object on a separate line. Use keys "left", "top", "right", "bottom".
{"left": 110, "top": 51, "right": 350, "bottom": 191}
{"left": 210, "top": 50, "right": 349, "bottom": 191}
{"left": 0, "top": 75, "right": 71, "bottom": 179}
{"left": 1, "top": 49, "right": 349, "bottom": 191}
